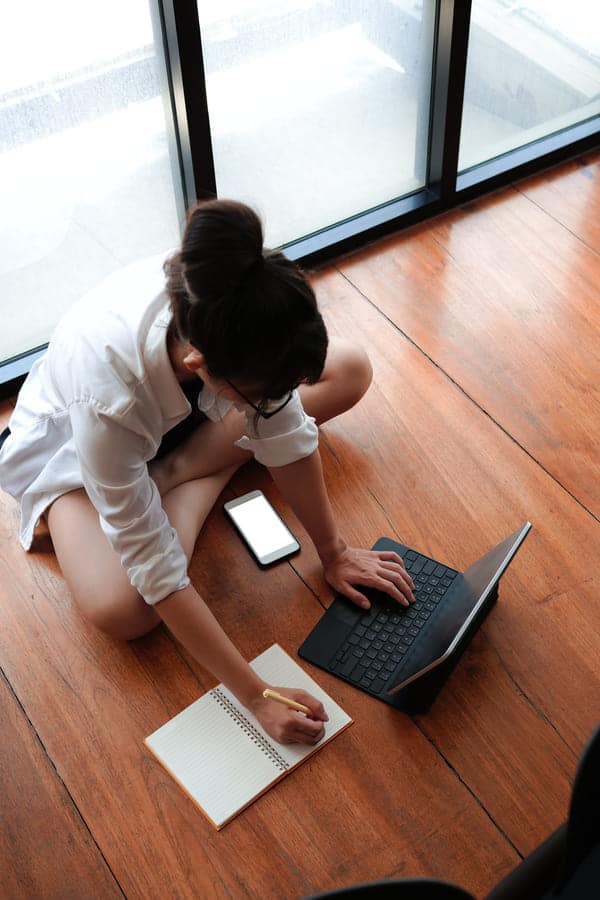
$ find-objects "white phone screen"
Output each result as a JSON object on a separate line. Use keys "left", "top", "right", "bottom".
{"left": 227, "top": 494, "right": 296, "bottom": 559}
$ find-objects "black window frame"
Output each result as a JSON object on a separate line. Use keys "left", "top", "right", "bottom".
{"left": 2, "top": 0, "right": 599, "bottom": 392}
{"left": 164, "top": 0, "right": 599, "bottom": 265}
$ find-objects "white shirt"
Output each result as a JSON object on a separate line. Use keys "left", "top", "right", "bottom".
{"left": 0, "top": 255, "right": 318, "bottom": 605}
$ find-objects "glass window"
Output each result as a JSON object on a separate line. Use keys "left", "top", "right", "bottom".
{"left": 459, "top": 1, "right": 600, "bottom": 172}
{"left": 197, "top": 0, "right": 436, "bottom": 246}
{"left": 0, "top": 0, "right": 182, "bottom": 365}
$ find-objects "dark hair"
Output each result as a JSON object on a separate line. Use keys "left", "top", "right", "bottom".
{"left": 164, "top": 199, "right": 328, "bottom": 400}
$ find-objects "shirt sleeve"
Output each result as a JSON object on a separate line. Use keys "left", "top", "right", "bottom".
{"left": 69, "top": 400, "right": 190, "bottom": 605}
{"left": 234, "top": 390, "right": 319, "bottom": 467}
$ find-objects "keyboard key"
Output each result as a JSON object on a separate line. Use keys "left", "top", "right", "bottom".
{"left": 384, "top": 661, "right": 396, "bottom": 673}
{"left": 338, "top": 655, "right": 358, "bottom": 677}
{"left": 359, "top": 638, "right": 370, "bottom": 649}
{"left": 353, "top": 647, "right": 365, "bottom": 657}
{"left": 350, "top": 665, "right": 367, "bottom": 683}
{"left": 405, "top": 550, "right": 417, "bottom": 561}
{"left": 348, "top": 634, "right": 360, "bottom": 645}
{"left": 360, "top": 678, "right": 373, "bottom": 688}
{"left": 376, "top": 613, "right": 388, "bottom": 624}
{"left": 371, "top": 678, "right": 386, "bottom": 693}
{"left": 355, "top": 625, "right": 366, "bottom": 637}
{"left": 366, "top": 648, "right": 377, "bottom": 659}
{"left": 365, "top": 669, "right": 378, "bottom": 680}
{"left": 423, "top": 560, "right": 435, "bottom": 575}
{"left": 434, "top": 564, "right": 446, "bottom": 577}
{"left": 410, "top": 557, "right": 425, "bottom": 575}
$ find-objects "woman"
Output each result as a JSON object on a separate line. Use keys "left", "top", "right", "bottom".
{"left": 0, "top": 200, "right": 414, "bottom": 745}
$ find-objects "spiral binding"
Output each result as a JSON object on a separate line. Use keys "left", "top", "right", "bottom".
{"left": 211, "top": 687, "right": 289, "bottom": 772}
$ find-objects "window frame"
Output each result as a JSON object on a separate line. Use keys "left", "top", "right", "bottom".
{"left": 164, "top": 0, "right": 599, "bottom": 267}
{"left": 2, "top": 0, "right": 599, "bottom": 391}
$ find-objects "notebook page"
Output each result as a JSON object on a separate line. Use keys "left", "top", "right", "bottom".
{"left": 219, "top": 644, "right": 353, "bottom": 768}
{"left": 145, "top": 692, "right": 282, "bottom": 828}
{"left": 145, "top": 644, "right": 352, "bottom": 829}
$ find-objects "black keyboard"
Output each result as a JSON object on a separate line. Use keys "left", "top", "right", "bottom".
{"left": 329, "top": 550, "right": 458, "bottom": 694}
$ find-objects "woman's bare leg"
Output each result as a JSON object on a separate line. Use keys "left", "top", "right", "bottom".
{"left": 300, "top": 337, "right": 372, "bottom": 425}
{"left": 46, "top": 465, "right": 237, "bottom": 641}
{"left": 46, "top": 338, "right": 371, "bottom": 640}
{"left": 150, "top": 337, "right": 372, "bottom": 494}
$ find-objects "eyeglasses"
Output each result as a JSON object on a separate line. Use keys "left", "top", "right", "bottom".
{"left": 224, "top": 379, "right": 294, "bottom": 419}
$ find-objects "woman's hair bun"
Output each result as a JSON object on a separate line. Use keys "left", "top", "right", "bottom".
{"left": 164, "top": 199, "right": 329, "bottom": 396}
{"left": 180, "top": 199, "right": 264, "bottom": 303}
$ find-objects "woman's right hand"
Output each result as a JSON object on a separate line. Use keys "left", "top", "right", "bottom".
{"left": 250, "top": 686, "right": 328, "bottom": 745}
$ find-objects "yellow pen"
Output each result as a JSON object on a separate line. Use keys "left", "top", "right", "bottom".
{"left": 262, "top": 688, "right": 311, "bottom": 715}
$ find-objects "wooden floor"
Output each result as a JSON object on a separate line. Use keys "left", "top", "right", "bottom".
{"left": 1, "top": 151, "right": 599, "bottom": 899}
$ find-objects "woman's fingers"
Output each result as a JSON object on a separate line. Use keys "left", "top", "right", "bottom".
{"left": 289, "top": 689, "right": 328, "bottom": 722}
{"left": 291, "top": 716, "right": 326, "bottom": 744}
{"left": 323, "top": 547, "right": 416, "bottom": 608}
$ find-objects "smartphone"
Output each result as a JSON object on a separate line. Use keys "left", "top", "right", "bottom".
{"left": 224, "top": 489, "right": 300, "bottom": 567}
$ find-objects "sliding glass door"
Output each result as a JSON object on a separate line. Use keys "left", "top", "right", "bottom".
{"left": 196, "top": 1, "right": 437, "bottom": 246}
{"left": 1, "top": 0, "right": 182, "bottom": 369}
{"left": 2, "top": 1, "right": 598, "bottom": 381}
{"left": 459, "top": 0, "right": 600, "bottom": 172}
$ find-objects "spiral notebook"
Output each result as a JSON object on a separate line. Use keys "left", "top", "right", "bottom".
{"left": 144, "top": 644, "right": 353, "bottom": 830}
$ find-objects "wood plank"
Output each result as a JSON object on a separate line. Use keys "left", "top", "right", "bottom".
{"left": 336, "top": 180, "right": 600, "bottom": 516}
{"left": 193, "top": 271, "right": 600, "bottom": 853}
{"left": 204, "top": 256, "right": 600, "bottom": 853}
{"left": 0, "top": 670, "right": 121, "bottom": 899}
{"left": 0, "top": 479, "right": 517, "bottom": 899}
{"left": 229, "top": 267, "right": 596, "bottom": 858}
{"left": 517, "top": 151, "right": 600, "bottom": 252}
{"left": 2, "top": 157, "right": 598, "bottom": 898}
{"left": 200, "top": 471, "right": 579, "bottom": 863}
{"left": 314, "top": 267, "right": 599, "bottom": 750}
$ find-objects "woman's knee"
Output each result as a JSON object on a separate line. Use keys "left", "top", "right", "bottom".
{"left": 343, "top": 342, "right": 373, "bottom": 402}
{"left": 300, "top": 338, "right": 372, "bottom": 424}
{"left": 326, "top": 339, "right": 373, "bottom": 406}
{"left": 77, "top": 590, "right": 161, "bottom": 641}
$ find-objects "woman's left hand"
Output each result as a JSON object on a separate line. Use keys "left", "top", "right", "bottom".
{"left": 322, "top": 546, "right": 415, "bottom": 609}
